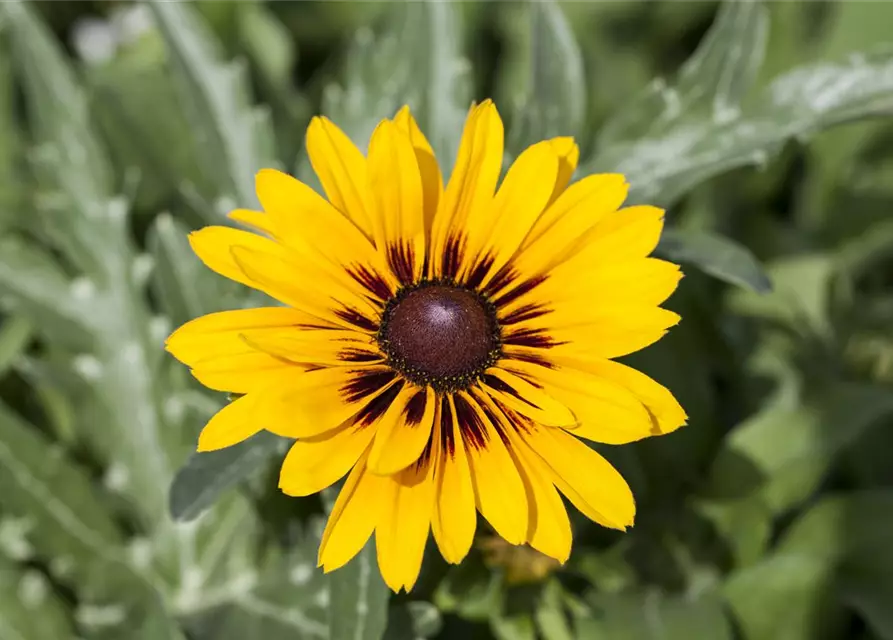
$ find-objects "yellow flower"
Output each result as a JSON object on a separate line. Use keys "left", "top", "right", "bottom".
{"left": 166, "top": 100, "right": 687, "bottom": 593}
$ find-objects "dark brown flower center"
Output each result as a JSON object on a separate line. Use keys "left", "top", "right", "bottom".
{"left": 378, "top": 281, "right": 502, "bottom": 392}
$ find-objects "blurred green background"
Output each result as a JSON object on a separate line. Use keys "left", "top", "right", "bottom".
{"left": 1, "top": 0, "right": 893, "bottom": 638}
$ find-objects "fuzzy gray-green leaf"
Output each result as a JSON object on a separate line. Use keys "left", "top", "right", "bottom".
{"left": 146, "top": 0, "right": 273, "bottom": 212}
{"left": 658, "top": 228, "right": 772, "bottom": 293}
{"left": 169, "top": 430, "right": 288, "bottom": 522}
{"left": 328, "top": 541, "right": 390, "bottom": 640}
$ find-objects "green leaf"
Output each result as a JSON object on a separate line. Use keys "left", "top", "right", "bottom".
{"left": 0, "top": 402, "right": 146, "bottom": 602}
{"left": 588, "top": 39, "right": 893, "bottom": 207}
{"left": 597, "top": 0, "right": 769, "bottom": 147}
{"left": 534, "top": 580, "right": 574, "bottom": 640}
{"left": 658, "top": 228, "right": 771, "bottom": 293}
{"left": 0, "top": 1, "right": 112, "bottom": 204}
{"left": 146, "top": 0, "right": 275, "bottom": 212}
{"left": 508, "top": 0, "right": 586, "bottom": 152}
{"left": 328, "top": 540, "right": 390, "bottom": 640}
{"left": 169, "top": 430, "right": 287, "bottom": 522}
{"left": 723, "top": 554, "right": 838, "bottom": 640}
{"left": 0, "top": 559, "right": 74, "bottom": 639}
{"left": 384, "top": 601, "right": 443, "bottom": 640}
{"left": 148, "top": 213, "right": 242, "bottom": 326}
{"left": 185, "top": 528, "right": 329, "bottom": 640}
{"left": 313, "top": 1, "right": 470, "bottom": 170}
{"left": 728, "top": 254, "right": 834, "bottom": 334}
{"left": 780, "top": 490, "right": 893, "bottom": 639}
{"left": 705, "top": 383, "right": 893, "bottom": 515}
{"left": 578, "top": 591, "right": 734, "bottom": 640}
{"left": 0, "top": 314, "right": 32, "bottom": 376}
{"left": 85, "top": 28, "right": 212, "bottom": 212}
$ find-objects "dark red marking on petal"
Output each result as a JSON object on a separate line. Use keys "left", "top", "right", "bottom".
{"left": 503, "top": 327, "right": 562, "bottom": 349}
{"left": 500, "top": 302, "right": 550, "bottom": 325}
{"left": 476, "top": 394, "right": 512, "bottom": 447}
{"left": 338, "top": 348, "right": 382, "bottom": 363}
{"left": 387, "top": 242, "right": 416, "bottom": 287}
{"left": 490, "top": 396, "right": 534, "bottom": 434}
{"left": 404, "top": 389, "right": 427, "bottom": 426}
{"left": 505, "top": 350, "right": 556, "bottom": 369}
{"left": 482, "top": 373, "right": 541, "bottom": 411}
{"left": 334, "top": 307, "right": 379, "bottom": 332}
{"left": 355, "top": 379, "right": 404, "bottom": 427}
{"left": 463, "top": 253, "right": 494, "bottom": 290}
{"left": 439, "top": 395, "right": 455, "bottom": 457}
{"left": 441, "top": 234, "right": 464, "bottom": 281}
{"left": 453, "top": 393, "right": 487, "bottom": 451}
{"left": 347, "top": 264, "right": 393, "bottom": 303}
{"left": 485, "top": 264, "right": 518, "bottom": 298}
{"left": 340, "top": 369, "right": 396, "bottom": 403}
{"left": 492, "top": 275, "right": 547, "bottom": 309}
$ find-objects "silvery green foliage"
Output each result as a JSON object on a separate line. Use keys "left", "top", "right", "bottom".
{"left": 0, "top": 2, "right": 384, "bottom": 638}
{"left": 583, "top": 0, "right": 893, "bottom": 292}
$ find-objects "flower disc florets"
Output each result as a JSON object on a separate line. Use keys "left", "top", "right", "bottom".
{"left": 377, "top": 279, "right": 502, "bottom": 392}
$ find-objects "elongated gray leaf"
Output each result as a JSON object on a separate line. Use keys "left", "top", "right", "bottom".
{"left": 658, "top": 228, "right": 771, "bottom": 293}
{"left": 328, "top": 541, "right": 390, "bottom": 640}
{"left": 0, "top": 559, "right": 74, "bottom": 640}
{"left": 588, "top": 47, "right": 893, "bottom": 207}
{"left": 169, "top": 431, "right": 288, "bottom": 522}
{"left": 0, "top": 402, "right": 147, "bottom": 602}
{"left": 2, "top": 4, "right": 182, "bottom": 526}
{"left": 146, "top": 0, "right": 274, "bottom": 212}
{"left": 598, "top": 0, "right": 768, "bottom": 147}
{"left": 509, "top": 0, "right": 586, "bottom": 153}
{"left": 148, "top": 213, "right": 243, "bottom": 326}
{"left": 312, "top": 2, "right": 470, "bottom": 171}
{"left": 0, "top": 1, "right": 112, "bottom": 208}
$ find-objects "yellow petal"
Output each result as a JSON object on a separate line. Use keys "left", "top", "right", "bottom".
{"left": 516, "top": 174, "right": 629, "bottom": 279}
{"left": 166, "top": 307, "right": 323, "bottom": 365}
{"left": 541, "top": 257, "right": 683, "bottom": 309}
{"left": 509, "top": 430, "right": 572, "bottom": 563}
{"left": 254, "top": 168, "right": 396, "bottom": 297}
{"left": 546, "top": 137, "right": 579, "bottom": 206}
{"left": 367, "top": 119, "right": 426, "bottom": 283}
{"left": 432, "top": 395, "right": 477, "bottom": 563}
{"left": 375, "top": 459, "right": 436, "bottom": 592}
{"left": 547, "top": 306, "right": 681, "bottom": 359}
{"left": 197, "top": 394, "right": 262, "bottom": 452}
{"left": 557, "top": 357, "right": 687, "bottom": 437}
{"left": 502, "top": 358, "right": 654, "bottom": 445}
{"left": 459, "top": 391, "right": 528, "bottom": 545}
{"left": 481, "top": 368, "right": 575, "bottom": 427}
{"left": 580, "top": 205, "right": 665, "bottom": 262}
{"left": 393, "top": 106, "right": 442, "bottom": 233}
{"left": 319, "top": 450, "right": 386, "bottom": 572}
{"left": 279, "top": 423, "right": 375, "bottom": 496}
{"left": 260, "top": 367, "right": 399, "bottom": 439}
{"left": 228, "top": 208, "right": 275, "bottom": 235}
{"left": 429, "top": 101, "right": 504, "bottom": 279}
{"left": 229, "top": 245, "right": 380, "bottom": 332}
{"left": 369, "top": 385, "right": 435, "bottom": 475}
{"left": 305, "top": 116, "right": 375, "bottom": 237}
{"left": 465, "top": 140, "right": 558, "bottom": 287}
{"left": 525, "top": 426, "right": 635, "bottom": 530}
{"left": 239, "top": 328, "right": 382, "bottom": 367}
{"left": 188, "top": 225, "right": 284, "bottom": 291}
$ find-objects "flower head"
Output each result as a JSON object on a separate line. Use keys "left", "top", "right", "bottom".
{"left": 166, "top": 100, "right": 686, "bottom": 592}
